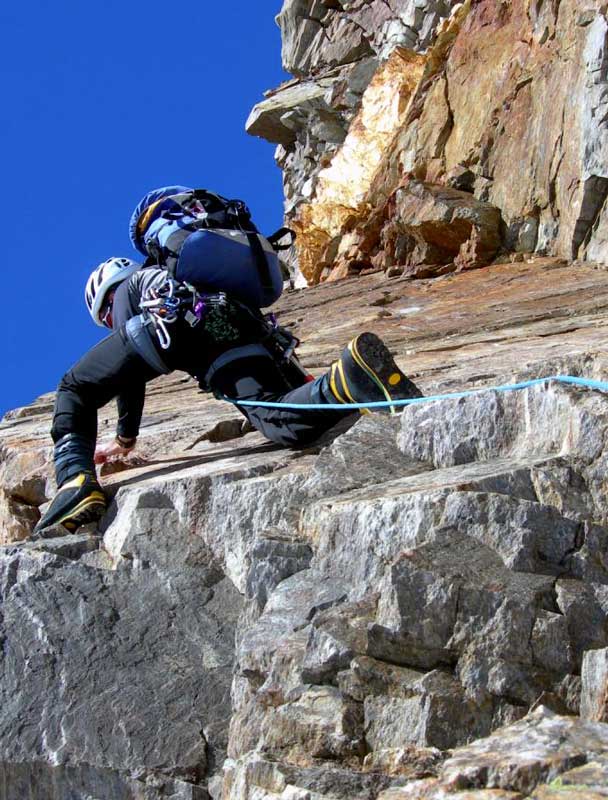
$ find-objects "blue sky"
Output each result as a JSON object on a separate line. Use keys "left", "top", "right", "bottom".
{"left": 0, "top": 1, "right": 288, "bottom": 417}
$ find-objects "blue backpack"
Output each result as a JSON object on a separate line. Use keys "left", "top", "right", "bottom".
{"left": 132, "top": 188, "right": 293, "bottom": 309}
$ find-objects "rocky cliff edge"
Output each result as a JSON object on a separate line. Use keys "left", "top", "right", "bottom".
{"left": 248, "top": 0, "right": 608, "bottom": 285}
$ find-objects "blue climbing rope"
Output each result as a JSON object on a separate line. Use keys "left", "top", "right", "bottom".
{"left": 222, "top": 375, "right": 608, "bottom": 411}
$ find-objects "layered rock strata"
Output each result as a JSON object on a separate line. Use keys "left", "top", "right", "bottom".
{"left": 248, "top": 1, "right": 608, "bottom": 282}
{"left": 1, "top": 259, "right": 608, "bottom": 798}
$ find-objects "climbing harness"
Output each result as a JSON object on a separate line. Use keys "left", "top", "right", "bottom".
{"left": 220, "top": 375, "right": 608, "bottom": 411}
{"left": 261, "top": 314, "right": 311, "bottom": 389}
{"left": 138, "top": 276, "right": 307, "bottom": 394}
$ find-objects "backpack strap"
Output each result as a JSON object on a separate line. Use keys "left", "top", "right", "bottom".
{"left": 192, "top": 188, "right": 233, "bottom": 211}
{"left": 244, "top": 229, "right": 274, "bottom": 291}
{"left": 224, "top": 198, "right": 276, "bottom": 293}
{"left": 267, "top": 227, "right": 296, "bottom": 251}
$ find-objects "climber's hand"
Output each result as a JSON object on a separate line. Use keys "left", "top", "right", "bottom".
{"left": 94, "top": 436, "right": 136, "bottom": 464}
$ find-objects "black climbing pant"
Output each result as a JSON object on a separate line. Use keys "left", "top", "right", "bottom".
{"left": 209, "top": 351, "right": 347, "bottom": 448}
{"left": 51, "top": 321, "right": 350, "bottom": 485}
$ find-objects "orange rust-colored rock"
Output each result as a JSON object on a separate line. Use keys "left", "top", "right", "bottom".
{"left": 292, "top": 48, "right": 425, "bottom": 283}
{"left": 383, "top": 178, "right": 502, "bottom": 271}
{"left": 0, "top": 442, "right": 49, "bottom": 544}
{"left": 374, "top": 0, "right": 608, "bottom": 265}
{"left": 251, "top": 0, "right": 608, "bottom": 285}
{"left": 440, "top": 0, "right": 586, "bottom": 257}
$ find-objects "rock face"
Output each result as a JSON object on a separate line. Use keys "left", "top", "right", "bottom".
{"left": 0, "top": 539, "right": 241, "bottom": 800}
{"left": 248, "top": 0, "right": 608, "bottom": 283}
{"left": 3, "top": 5, "right": 608, "bottom": 797}
{"left": 2, "top": 257, "right": 608, "bottom": 798}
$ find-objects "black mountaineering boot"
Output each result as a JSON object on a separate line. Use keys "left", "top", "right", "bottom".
{"left": 327, "top": 332, "right": 423, "bottom": 414}
{"left": 33, "top": 472, "right": 107, "bottom": 537}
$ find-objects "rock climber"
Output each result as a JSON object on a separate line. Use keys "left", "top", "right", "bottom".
{"left": 34, "top": 186, "right": 422, "bottom": 536}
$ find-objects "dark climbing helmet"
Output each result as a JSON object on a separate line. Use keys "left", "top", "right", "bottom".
{"left": 129, "top": 185, "right": 192, "bottom": 256}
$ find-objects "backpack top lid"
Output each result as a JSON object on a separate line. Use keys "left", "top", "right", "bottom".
{"left": 129, "top": 185, "right": 192, "bottom": 255}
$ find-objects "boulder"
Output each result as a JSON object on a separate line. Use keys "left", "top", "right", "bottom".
{"left": 383, "top": 179, "right": 502, "bottom": 272}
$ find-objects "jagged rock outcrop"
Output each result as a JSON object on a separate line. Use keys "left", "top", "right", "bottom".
{"left": 248, "top": 0, "right": 608, "bottom": 283}
{"left": 2, "top": 259, "right": 608, "bottom": 798}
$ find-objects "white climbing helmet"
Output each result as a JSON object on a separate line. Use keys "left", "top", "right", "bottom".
{"left": 85, "top": 257, "right": 141, "bottom": 327}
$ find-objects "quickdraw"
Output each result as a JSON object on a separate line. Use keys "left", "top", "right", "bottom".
{"left": 139, "top": 278, "right": 192, "bottom": 349}
{"left": 140, "top": 278, "right": 235, "bottom": 350}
